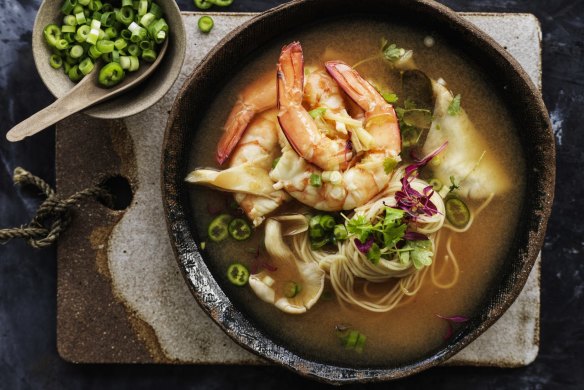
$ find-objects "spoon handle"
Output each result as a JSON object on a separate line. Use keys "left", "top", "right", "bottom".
{"left": 6, "top": 84, "right": 96, "bottom": 142}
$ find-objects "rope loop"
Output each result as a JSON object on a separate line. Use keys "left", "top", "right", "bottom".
{"left": 0, "top": 167, "right": 113, "bottom": 248}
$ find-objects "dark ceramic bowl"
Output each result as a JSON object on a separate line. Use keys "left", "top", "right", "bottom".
{"left": 162, "top": 0, "right": 554, "bottom": 383}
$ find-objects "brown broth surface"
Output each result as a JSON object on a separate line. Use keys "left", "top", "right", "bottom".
{"left": 187, "top": 17, "right": 525, "bottom": 366}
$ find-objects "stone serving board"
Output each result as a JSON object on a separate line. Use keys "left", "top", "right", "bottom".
{"left": 56, "top": 12, "right": 542, "bottom": 366}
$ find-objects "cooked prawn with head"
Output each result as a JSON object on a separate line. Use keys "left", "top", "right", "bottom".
{"left": 216, "top": 71, "right": 277, "bottom": 165}
{"left": 270, "top": 44, "right": 402, "bottom": 211}
{"left": 277, "top": 42, "right": 352, "bottom": 172}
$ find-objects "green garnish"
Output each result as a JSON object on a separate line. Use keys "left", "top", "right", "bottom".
{"left": 43, "top": 0, "right": 168, "bottom": 86}
{"left": 337, "top": 328, "right": 367, "bottom": 353}
{"left": 194, "top": 0, "right": 213, "bottom": 9}
{"left": 283, "top": 281, "right": 301, "bottom": 298}
{"left": 381, "top": 92, "right": 398, "bottom": 104}
{"left": 310, "top": 173, "right": 322, "bottom": 187}
{"left": 383, "top": 157, "right": 398, "bottom": 174}
{"left": 429, "top": 178, "right": 443, "bottom": 191}
{"left": 271, "top": 157, "right": 281, "bottom": 169}
{"left": 409, "top": 240, "right": 433, "bottom": 269}
{"left": 447, "top": 94, "right": 462, "bottom": 116}
{"left": 207, "top": 213, "right": 232, "bottom": 242}
{"left": 319, "top": 215, "right": 335, "bottom": 230}
{"left": 308, "top": 107, "right": 327, "bottom": 119}
{"left": 346, "top": 215, "right": 374, "bottom": 243}
{"left": 445, "top": 198, "right": 471, "bottom": 228}
{"left": 366, "top": 243, "right": 381, "bottom": 264}
{"left": 226, "top": 263, "right": 249, "bottom": 286}
{"left": 448, "top": 175, "right": 460, "bottom": 193}
{"left": 381, "top": 41, "right": 406, "bottom": 62}
{"left": 333, "top": 224, "right": 348, "bottom": 241}
{"left": 198, "top": 15, "right": 214, "bottom": 33}
{"left": 228, "top": 218, "right": 252, "bottom": 241}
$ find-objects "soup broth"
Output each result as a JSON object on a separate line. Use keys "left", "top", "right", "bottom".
{"left": 187, "top": 17, "right": 525, "bottom": 366}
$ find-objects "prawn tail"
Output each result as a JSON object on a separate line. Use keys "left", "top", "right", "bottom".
{"left": 216, "top": 101, "right": 256, "bottom": 165}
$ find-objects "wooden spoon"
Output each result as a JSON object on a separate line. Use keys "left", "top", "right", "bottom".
{"left": 6, "top": 38, "right": 168, "bottom": 142}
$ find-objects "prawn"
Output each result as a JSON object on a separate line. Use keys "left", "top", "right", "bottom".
{"left": 187, "top": 109, "right": 289, "bottom": 226}
{"left": 270, "top": 43, "right": 402, "bottom": 211}
{"left": 216, "top": 71, "right": 277, "bottom": 165}
{"left": 277, "top": 42, "right": 352, "bottom": 171}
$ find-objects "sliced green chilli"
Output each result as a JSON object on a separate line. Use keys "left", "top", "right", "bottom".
{"left": 209, "top": 0, "right": 234, "bottom": 6}
{"left": 445, "top": 197, "right": 471, "bottom": 228}
{"left": 98, "top": 61, "right": 125, "bottom": 87}
{"left": 226, "top": 263, "right": 249, "bottom": 286}
{"left": 228, "top": 218, "right": 252, "bottom": 241}
{"left": 198, "top": 16, "right": 214, "bottom": 33}
{"left": 208, "top": 213, "right": 232, "bottom": 242}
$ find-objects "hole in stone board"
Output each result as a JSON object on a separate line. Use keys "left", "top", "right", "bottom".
{"left": 99, "top": 175, "right": 133, "bottom": 210}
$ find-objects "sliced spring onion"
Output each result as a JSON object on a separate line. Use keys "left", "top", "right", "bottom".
{"left": 86, "top": 28, "right": 100, "bottom": 44}
{"left": 139, "top": 40, "right": 153, "bottom": 50}
{"left": 116, "top": 6, "right": 134, "bottom": 25}
{"left": 88, "top": 44, "right": 102, "bottom": 59}
{"left": 121, "top": 0, "right": 133, "bottom": 7}
{"left": 141, "top": 48, "right": 156, "bottom": 62}
{"left": 69, "top": 44, "right": 84, "bottom": 58}
{"left": 228, "top": 218, "right": 252, "bottom": 241}
{"left": 63, "top": 15, "right": 77, "bottom": 26}
{"left": 61, "top": 24, "right": 76, "bottom": 33}
{"left": 310, "top": 173, "right": 322, "bottom": 187}
{"left": 226, "top": 263, "right": 250, "bottom": 286}
{"left": 120, "top": 29, "right": 132, "bottom": 40}
{"left": 78, "top": 57, "right": 94, "bottom": 75}
{"left": 49, "top": 54, "right": 63, "bottom": 69}
{"left": 61, "top": 0, "right": 77, "bottom": 15}
{"left": 445, "top": 197, "right": 470, "bottom": 228}
{"left": 55, "top": 39, "right": 69, "bottom": 50}
{"left": 127, "top": 43, "right": 141, "bottom": 57}
{"left": 283, "top": 281, "right": 301, "bottom": 298}
{"left": 319, "top": 215, "right": 335, "bottom": 231}
{"left": 96, "top": 39, "right": 114, "bottom": 53}
{"left": 271, "top": 157, "right": 280, "bottom": 169}
{"left": 149, "top": 2, "right": 163, "bottom": 18}
{"left": 98, "top": 61, "right": 125, "bottom": 87}
{"left": 104, "top": 26, "right": 117, "bottom": 39}
{"left": 140, "top": 12, "right": 156, "bottom": 27}
{"left": 114, "top": 38, "right": 128, "bottom": 50}
{"left": 333, "top": 224, "right": 348, "bottom": 241}
{"left": 207, "top": 214, "right": 232, "bottom": 242}
{"left": 67, "top": 64, "right": 83, "bottom": 81}
{"left": 75, "top": 11, "right": 86, "bottom": 24}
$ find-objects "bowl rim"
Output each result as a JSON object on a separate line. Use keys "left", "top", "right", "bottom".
{"left": 161, "top": 0, "right": 555, "bottom": 383}
{"left": 32, "top": 0, "right": 186, "bottom": 120}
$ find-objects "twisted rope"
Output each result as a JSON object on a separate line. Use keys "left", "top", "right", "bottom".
{"left": 0, "top": 167, "right": 112, "bottom": 248}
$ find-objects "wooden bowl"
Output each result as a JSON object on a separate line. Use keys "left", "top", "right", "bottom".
{"left": 32, "top": 0, "right": 186, "bottom": 119}
{"left": 162, "top": 0, "right": 554, "bottom": 383}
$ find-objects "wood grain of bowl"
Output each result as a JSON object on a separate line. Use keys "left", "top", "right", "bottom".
{"left": 32, "top": 0, "right": 186, "bottom": 119}
{"left": 161, "top": 0, "right": 555, "bottom": 383}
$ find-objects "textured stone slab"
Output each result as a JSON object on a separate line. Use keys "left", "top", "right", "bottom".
{"left": 57, "top": 12, "right": 541, "bottom": 366}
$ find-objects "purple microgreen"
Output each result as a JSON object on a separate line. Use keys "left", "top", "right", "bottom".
{"left": 436, "top": 314, "right": 469, "bottom": 323}
{"left": 436, "top": 314, "right": 469, "bottom": 340}
{"left": 355, "top": 236, "right": 374, "bottom": 253}
{"left": 403, "top": 231, "right": 429, "bottom": 241}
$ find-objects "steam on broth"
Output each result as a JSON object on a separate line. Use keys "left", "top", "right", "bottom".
{"left": 186, "top": 18, "right": 525, "bottom": 366}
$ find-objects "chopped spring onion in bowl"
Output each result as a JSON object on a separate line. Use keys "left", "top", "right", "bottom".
{"left": 42, "top": 0, "right": 169, "bottom": 87}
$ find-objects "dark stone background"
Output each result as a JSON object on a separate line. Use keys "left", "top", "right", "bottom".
{"left": 0, "top": 0, "right": 582, "bottom": 388}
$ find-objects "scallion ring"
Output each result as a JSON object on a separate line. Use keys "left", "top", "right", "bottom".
{"left": 197, "top": 15, "right": 214, "bottom": 33}
{"left": 194, "top": 0, "right": 213, "bottom": 10}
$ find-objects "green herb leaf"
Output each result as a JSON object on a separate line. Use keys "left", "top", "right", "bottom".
{"left": 382, "top": 42, "right": 406, "bottom": 62}
{"left": 447, "top": 94, "right": 462, "bottom": 116}
{"left": 347, "top": 215, "right": 373, "bottom": 243}
{"left": 381, "top": 208, "right": 406, "bottom": 248}
{"left": 382, "top": 92, "right": 398, "bottom": 104}
{"left": 309, "top": 107, "right": 327, "bottom": 119}
{"left": 310, "top": 173, "right": 322, "bottom": 187}
{"left": 366, "top": 243, "right": 381, "bottom": 264}
{"left": 410, "top": 240, "right": 433, "bottom": 269}
{"left": 383, "top": 157, "right": 398, "bottom": 174}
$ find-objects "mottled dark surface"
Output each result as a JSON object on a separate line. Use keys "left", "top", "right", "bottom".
{"left": 0, "top": 0, "right": 582, "bottom": 388}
